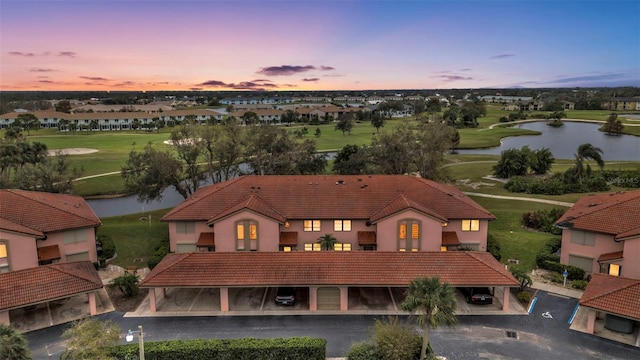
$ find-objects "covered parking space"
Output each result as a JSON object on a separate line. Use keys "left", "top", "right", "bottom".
{"left": 572, "top": 273, "right": 640, "bottom": 347}
{"left": 140, "top": 251, "right": 519, "bottom": 315}
{"left": 0, "top": 261, "right": 111, "bottom": 331}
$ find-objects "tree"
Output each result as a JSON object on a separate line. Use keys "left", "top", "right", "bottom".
{"left": 413, "top": 122, "right": 454, "bottom": 181}
{"left": 335, "top": 114, "right": 354, "bottom": 135}
{"left": 169, "top": 125, "right": 206, "bottom": 196}
{"left": 14, "top": 151, "right": 83, "bottom": 193}
{"left": 200, "top": 121, "right": 245, "bottom": 183}
{"left": 314, "top": 127, "right": 321, "bottom": 137}
{"left": 548, "top": 111, "right": 566, "bottom": 127}
{"left": 109, "top": 273, "right": 140, "bottom": 297}
{"left": 603, "top": 113, "right": 624, "bottom": 135}
{"left": 89, "top": 119, "right": 99, "bottom": 132}
{"left": 55, "top": 100, "right": 72, "bottom": 113}
{"left": 368, "top": 120, "right": 414, "bottom": 175}
{"left": 281, "top": 109, "right": 299, "bottom": 124}
{"left": 333, "top": 144, "right": 370, "bottom": 175}
{"left": 510, "top": 265, "right": 533, "bottom": 292}
{"left": 400, "top": 277, "right": 457, "bottom": 360}
{"left": 16, "top": 113, "right": 40, "bottom": 135}
{"left": 0, "top": 324, "right": 31, "bottom": 360}
{"left": 492, "top": 147, "right": 531, "bottom": 178}
{"left": 529, "top": 148, "right": 555, "bottom": 175}
{"left": 121, "top": 142, "right": 191, "bottom": 201}
{"left": 317, "top": 233, "right": 337, "bottom": 251}
{"left": 573, "top": 143, "right": 605, "bottom": 181}
{"left": 370, "top": 111, "right": 386, "bottom": 133}
{"left": 58, "top": 118, "right": 70, "bottom": 132}
{"left": 442, "top": 103, "right": 459, "bottom": 127}
{"left": 459, "top": 101, "right": 484, "bottom": 127}
{"left": 425, "top": 98, "right": 442, "bottom": 122}
{"left": 242, "top": 111, "right": 259, "bottom": 125}
{"left": 61, "top": 318, "right": 121, "bottom": 360}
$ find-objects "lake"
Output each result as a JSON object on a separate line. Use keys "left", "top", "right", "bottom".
{"left": 457, "top": 121, "right": 640, "bottom": 161}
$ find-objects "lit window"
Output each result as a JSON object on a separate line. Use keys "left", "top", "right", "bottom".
{"left": 334, "top": 220, "right": 352, "bottom": 232}
{"left": 398, "top": 220, "right": 420, "bottom": 251}
{"left": 0, "top": 244, "right": 7, "bottom": 258}
{"left": 441, "top": 246, "right": 448, "bottom": 252}
{"left": 304, "top": 220, "right": 321, "bottom": 232}
{"left": 334, "top": 243, "right": 352, "bottom": 251}
{"left": 236, "top": 220, "right": 258, "bottom": 251}
{"left": 609, "top": 264, "right": 621, "bottom": 276}
{"left": 282, "top": 246, "right": 292, "bottom": 252}
{"left": 461, "top": 220, "right": 480, "bottom": 232}
{"left": 304, "top": 243, "right": 322, "bottom": 251}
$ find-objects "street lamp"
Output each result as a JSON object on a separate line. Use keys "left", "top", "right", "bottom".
{"left": 125, "top": 325, "right": 145, "bottom": 360}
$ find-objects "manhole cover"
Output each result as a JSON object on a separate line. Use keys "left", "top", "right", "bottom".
{"left": 506, "top": 331, "right": 518, "bottom": 339}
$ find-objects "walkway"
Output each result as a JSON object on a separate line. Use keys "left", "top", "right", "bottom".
{"left": 463, "top": 192, "right": 574, "bottom": 207}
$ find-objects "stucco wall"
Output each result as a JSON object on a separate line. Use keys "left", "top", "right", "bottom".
{"left": 622, "top": 238, "right": 640, "bottom": 279}
{"left": 212, "top": 211, "right": 280, "bottom": 252}
{"left": 446, "top": 219, "right": 489, "bottom": 251}
{"left": 1, "top": 232, "right": 38, "bottom": 271}
{"left": 43, "top": 228, "right": 98, "bottom": 263}
{"left": 560, "top": 229, "right": 623, "bottom": 274}
{"left": 283, "top": 219, "right": 371, "bottom": 249}
{"left": 375, "top": 210, "right": 444, "bottom": 251}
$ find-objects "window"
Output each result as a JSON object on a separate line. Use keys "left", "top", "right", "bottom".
{"left": 601, "top": 263, "right": 621, "bottom": 276}
{"left": 304, "top": 243, "right": 321, "bottom": 251}
{"left": 334, "top": 220, "right": 352, "bottom": 232}
{"left": 440, "top": 246, "right": 448, "bottom": 252}
{"left": 398, "top": 220, "right": 420, "bottom": 251}
{"left": 568, "top": 254, "right": 593, "bottom": 273}
{"left": 304, "top": 220, "right": 321, "bottom": 232}
{"left": 236, "top": 220, "right": 258, "bottom": 251}
{"left": 333, "top": 243, "right": 352, "bottom": 251}
{"left": 461, "top": 220, "right": 480, "bottom": 232}
{"left": 0, "top": 242, "right": 8, "bottom": 272}
{"left": 176, "top": 244, "right": 197, "bottom": 253}
{"left": 66, "top": 252, "right": 90, "bottom": 262}
{"left": 63, "top": 229, "right": 89, "bottom": 244}
{"left": 176, "top": 222, "right": 196, "bottom": 234}
{"left": 570, "top": 231, "right": 595, "bottom": 246}
{"left": 281, "top": 246, "right": 292, "bottom": 252}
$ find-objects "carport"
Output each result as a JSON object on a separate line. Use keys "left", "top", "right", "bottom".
{"left": 140, "top": 251, "right": 519, "bottom": 314}
{"left": 0, "top": 261, "right": 107, "bottom": 331}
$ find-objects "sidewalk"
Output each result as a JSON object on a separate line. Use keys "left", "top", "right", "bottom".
{"left": 530, "top": 280, "right": 584, "bottom": 299}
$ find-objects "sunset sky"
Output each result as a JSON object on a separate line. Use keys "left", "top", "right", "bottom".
{"left": 1, "top": 0, "right": 639, "bottom": 91}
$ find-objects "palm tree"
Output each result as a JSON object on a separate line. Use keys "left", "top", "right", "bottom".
{"left": 0, "top": 324, "right": 31, "bottom": 360}
{"left": 573, "top": 143, "right": 605, "bottom": 181}
{"left": 317, "top": 233, "right": 337, "bottom": 251}
{"left": 109, "top": 273, "right": 140, "bottom": 297}
{"left": 400, "top": 277, "right": 458, "bottom": 360}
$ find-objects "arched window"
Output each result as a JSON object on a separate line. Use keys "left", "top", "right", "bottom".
{"left": 398, "top": 219, "right": 420, "bottom": 252}
{"left": 236, "top": 220, "right": 258, "bottom": 251}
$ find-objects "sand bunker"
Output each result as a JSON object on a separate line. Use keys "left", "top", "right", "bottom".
{"left": 47, "top": 148, "right": 99, "bottom": 156}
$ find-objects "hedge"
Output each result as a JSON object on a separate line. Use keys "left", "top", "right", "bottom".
{"left": 541, "top": 260, "right": 586, "bottom": 280}
{"left": 108, "top": 337, "right": 326, "bottom": 360}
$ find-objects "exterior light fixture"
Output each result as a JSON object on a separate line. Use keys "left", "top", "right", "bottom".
{"left": 125, "top": 325, "right": 145, "bottom": 360}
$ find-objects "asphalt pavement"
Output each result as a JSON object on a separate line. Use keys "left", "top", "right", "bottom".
{"left": 25, "top": 290, "right": 640, "bottom": 360}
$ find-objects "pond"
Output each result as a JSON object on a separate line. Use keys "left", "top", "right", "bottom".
{"left": 457, "top": 121, "right": 640, "bottom": 161}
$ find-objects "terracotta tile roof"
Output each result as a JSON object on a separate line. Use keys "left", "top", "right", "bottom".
{"left": 207, "top": 195, "right": 287, "bottom": 224}
{"left": 555, "top": 191, "right": 640, "bottom": 239}
{"left": 139, "top": 251, "right": 518, "bottom": 288}
{"left": 597, "top": 251, "right": 623, "bottom": 262}
{"left": 279, "top": 232, "right": 298, "bottom": 246}
{"left": 370, "top": 194, "right": 448, "bottom": 223}
{"left": 196, "top": 232, "right": 215, "bottom": 247}
{"left": 0, "top": 189, "right": 101, "bottom": 234}
{"left": 442, "top": 231, "right": 461, "bottom": 246}
{"left": 579, "top": 273, "right": 640, "bottom": 321}
{"left": 163, "top": 175, "right": 495, "bottom": 223}
{"left": 0, "top": 218, "right": 44, "bottom": 238}
{"left": 37, "top": 245, "right": 61, "bottom": 262}
{"left": 0, "top": 261, "right": 103, "bottom": 310}
{"left": 357, "top": 231, "right": 377, "bottom": 245}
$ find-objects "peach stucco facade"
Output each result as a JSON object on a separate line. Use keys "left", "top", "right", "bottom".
{"left": 168, "top": 208, "right": 489, "bottom": 254}
{"left": 1, "top": 227, "right": 98, "bottom": 273}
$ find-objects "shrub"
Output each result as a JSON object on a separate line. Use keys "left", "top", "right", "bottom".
{"left": 148, "top": 235, "right": 170, "bottom": 270}
{"left": 97, "top": 234, "right": 116, "bottom": 264}
{"left": 517, "top": 291, "right": 532, "bottom": 305}
{"left": 571, "top": 280, "right": 589, "bottom": 290}
{"left": 487, "top": 234, "right": 501, "bottom": 261}
{"left": 510, "top": 265, "right": 532, "bottom": 291}
{"left": 522, "top": 208, "right": 565, "bottom": 234}
{"left": 535, "top": 237, "right": 561, "bottom": 267}
{"left": 109, "top": 337, "right": 326, "bottom": 360}
{"left": 504, "top": 176, "right": 529, "bottom": 193}
{"left": 108, "top": 273, "right": 140, "bottom": 297}
{"left": 543, "top": 272, "right": 565, "bottom": 284}
{"left": 372, "top": 317, "right": 421, "bottom": 360}
{"left": 346, "top": 342, "right": 379, "bottom": 360}
{"left": 541, "top": 261, "right": 585, "bottom": 280}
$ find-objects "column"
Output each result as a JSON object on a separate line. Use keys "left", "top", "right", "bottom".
{"left": 0, "top": 310, "right": 9, "bottom": 325}
{"left": 88, "top": 292, "right": 97, "bottom": 315}
{"left": 340, "top": 287, "right": 348, "bottom": 311}
{"left": 586, "top": 309, "right": 597, "bottom": 334}
{"left": 220, "top": 287, "right": 229, "bottom": 312}
{"left": 149, "top": 288, "right": 157, "bottom": 313}
{"left": 502, "top": 287, "right": 510, "bottom": 311}
{"left": 309, "top": 286, "right": 318, "bottom": 311}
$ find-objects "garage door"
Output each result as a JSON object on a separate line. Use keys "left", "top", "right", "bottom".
{"left": 568, "top": 254, "right": 594, "bottom": 273}
{"left": 317, "top": 287, "right": 340, "bottom": 310}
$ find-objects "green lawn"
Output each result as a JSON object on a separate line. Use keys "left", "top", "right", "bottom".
{"left": 97, "top": 209, "right": 170, "bottom": 268}
{"left": 471, "top": 196, "right": 562, "bottom": 271}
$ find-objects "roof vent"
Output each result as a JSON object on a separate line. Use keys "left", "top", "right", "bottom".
{"left": 588, "top": 203, "right": 598, "bottom": 207}
{"left": 336, "top": 180, "right": 345, "bottom": 185}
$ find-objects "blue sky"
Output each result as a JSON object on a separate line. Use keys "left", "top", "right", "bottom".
{"left": 1, "top": 0, "right": 638, "bottom": 90}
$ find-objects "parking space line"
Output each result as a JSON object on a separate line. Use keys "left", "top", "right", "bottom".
{"left": 388, "top": 287, "right": 397, "bottom": 311}
{"left": 528, "top": 297, "right": 538, "bottom": 314}
{"left": 188, "top": 288, "right": 204, "bottom": 311}
{"left": 260, "top": 287, "right": 268, "bottom": 311}
{"left": 568, "top": 304, "right": 579, "bottom": 324}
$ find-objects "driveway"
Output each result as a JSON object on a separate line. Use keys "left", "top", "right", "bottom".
{"left": 26, "top": 291, "right": 640, "bottom": 359}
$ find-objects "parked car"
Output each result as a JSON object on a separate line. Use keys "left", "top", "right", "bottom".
{"left": 460, "top": 287, "right": 493, "bottom": 305}
{"left": 275, "top": 287, "right": 296, "bottom": 305}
